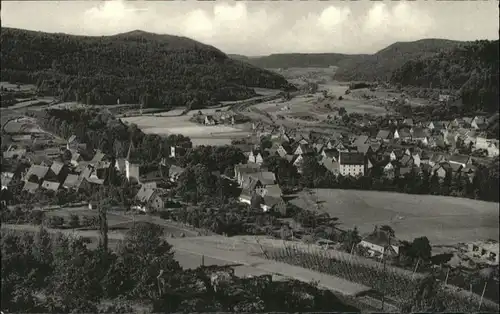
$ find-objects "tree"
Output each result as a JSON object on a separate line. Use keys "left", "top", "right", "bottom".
{"left": 69, "top": 214, "right": 80, "bottom": 228}
{"left": 410, "top": 236, "right": 432, "bottom": 262}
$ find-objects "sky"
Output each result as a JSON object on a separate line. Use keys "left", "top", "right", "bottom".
{"left": 2, "top": 0, "right": 498, "bottom": 55}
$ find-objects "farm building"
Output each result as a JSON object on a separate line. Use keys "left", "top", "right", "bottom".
{"left": 135, "top": 185, "right": 164, "bottom": 213}
{"left": 466, "top": 241, "right": 499, "bottom": 265}
{"left": 359, "top": 227, "right": 401, "bottom": 258}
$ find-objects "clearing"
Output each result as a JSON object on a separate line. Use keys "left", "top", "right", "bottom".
{"left": 291, "top": 189, "right": 499, "bottom": 246}
{"left": 121, "top": 111, "right": 251, "bottom": 146}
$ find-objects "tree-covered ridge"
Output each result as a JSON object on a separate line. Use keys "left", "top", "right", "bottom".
{"left": 333, "top": 39, "right": 465, "bottom": 82}
{"left": 391, "top": 40, "right": 499, "bottom": 113}
{"left": 0, "top": 28, "right": 292, "bottom": 109}
{"left": 230, "top": 53, "right": 366, "bottom": 69}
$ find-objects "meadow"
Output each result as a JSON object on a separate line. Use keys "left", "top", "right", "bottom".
{"left": 291, "top": 189, "right": 499, "bottom": 246}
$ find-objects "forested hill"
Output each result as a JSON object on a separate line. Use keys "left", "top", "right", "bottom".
{"left": 229, "top": 53, "right": 366, "bottom": 69}
{"left": 230, "top": 39, "right": 464, "bottom": 82}
{"left": 0, "top": 28, "right": 292, "bottom": 109}
{"left": 391, "top": 40, "right": 499, "bottom": 113}
{"left": 333, "top": 39, "right": 465, "bottom": 81}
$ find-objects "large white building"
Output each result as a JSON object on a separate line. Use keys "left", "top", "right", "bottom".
{"left": 339, "top": 152, "right": 365, "bottom": 177}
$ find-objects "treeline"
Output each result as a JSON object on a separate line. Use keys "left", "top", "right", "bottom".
{"left": 32, "top": 108, "right": 192, "bottom": 163}
{"left": 391, "top": 40, "right": 499, "bottom": 113}
{"left": 334, "top": 39, "right": 463, "bottom": 82}
{"left": 1, "top": 28, "right": 292, "bottom": 109}
{"left": 1, "top": 223, "right": 358, "bottom": 313}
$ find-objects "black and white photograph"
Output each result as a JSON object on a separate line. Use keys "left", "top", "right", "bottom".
{"left": 0, "top": 0, "right": 499, "bottom": 313}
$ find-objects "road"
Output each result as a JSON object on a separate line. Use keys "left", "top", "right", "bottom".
{"left": 1, "top": 223, "right": 371, "bottom": 297}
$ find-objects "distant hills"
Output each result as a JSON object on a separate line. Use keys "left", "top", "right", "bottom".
{"left": 391, "top": 40, "right": 499, "bottom": 113}
{"left": 0, "top": 28, "right": 293, "bottom": 109}
{"left": 230, "top": 39, "right": 465, "bottom": 82}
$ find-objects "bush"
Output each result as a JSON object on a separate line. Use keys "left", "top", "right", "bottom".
{"left": 29, "top": 210, "right": 45, "bottom": 225}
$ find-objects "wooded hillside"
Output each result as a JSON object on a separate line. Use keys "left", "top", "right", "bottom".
{"left": 391, "top": 40, "right": 499, "bottom": 113}
{"left": 333, "top": 39, "right": 464, "bottom": 82}
{"left": 0, "top": 28, "right": 292, "bottom": 109}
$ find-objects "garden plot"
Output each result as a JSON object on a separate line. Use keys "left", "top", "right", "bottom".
{"left": 292, "top": 189, "right": 499, "bottom": 246}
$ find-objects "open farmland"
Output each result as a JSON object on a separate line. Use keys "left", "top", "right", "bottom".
{"left": 291, "top": 189, "right": 499, "bottom": 246}
{"left": 121, "top": 112, "right": 251, "bottom": 146}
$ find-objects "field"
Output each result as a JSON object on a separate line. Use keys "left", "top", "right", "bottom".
{"left": 0, "top": 81, "right": 36, "bottom": 91}
{"left": 121, "top": 108, "right": 251, "bottom": 146}
{"left": 291, "top": 189, "right": 499, "bottom": 246}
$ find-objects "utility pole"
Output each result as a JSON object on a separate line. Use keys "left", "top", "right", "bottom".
{"left": 381, "top": 234, "right": 391, "bottom": 311}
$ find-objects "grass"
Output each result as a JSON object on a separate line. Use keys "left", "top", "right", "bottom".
{"left": 121, "top": 114, "right": 251, "bottom": 146}
{"left": 291, "top": 189, "right": 499, "bottom": 246}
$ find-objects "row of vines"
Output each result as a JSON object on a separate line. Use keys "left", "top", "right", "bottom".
{"left": 261, "top": 243, "right": 499, "bottom": 313}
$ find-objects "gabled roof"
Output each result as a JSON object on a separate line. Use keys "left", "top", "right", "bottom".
{"left": 50, "top": 161, "right": 65, "bottom": 176}
{"left": 85, "top": 176, "right": 105, "bottom": 185}
{"left": 23, "top": 181, "right": 39, "bottom": 193}
{"left": 322, "top": 149, "right": 338, "bottom": 159}
{"left": 1, "top": 172, "right": 14, "bottom": 187}
{"left": 90, "top": 150, "right": 105, "bottom": 163}
{"left": 430, "top": 153, "right": 444, "bottom": 163}
{"left": 41, "top": 180, "right": 60, "bottom": 191}
{"left": 249, "top": 171, "right": 276, "bottom": 185}
{"left": 25, "top": 165, "right": 50, "bottom": 181}
{"left": 136, "top": 185, "right": 157, "bottom": 203}
{"left": 400, "top": 155, "right": 412, "bottom": 166}
{"left": 376, "top": 130, "right": 391, "bottom": 139}
{"left": 322, "top": 158, "right": 339, "bottom": 173}
{"left": 265, "top": 184, "right": 282, "bottom": 197}
{"left": 262, "top": 195, "right": 282, "bottom": 208}
{"left": 354, "top": 135, "right": 369, "bottom": 147}
{"left": 399, "top": 167, "right": 412, "bottom": 176}
{"left": 391, "top": 149, "right": 404, "bottom": 158}
{"left": 449, "top": 163, "right": 463, "bottom": 173}
{"left": 242, "top": 175, "right": 260, "bottom": 191}
{"left": 363, "top": 230, "right": 399, "bottom": 248}
{"left": 169, "top": 165, "right": 185, "bottom": 177}
{"left": 63, "top": 174, "right": 82, "bottom": 189}
{"left": 339, "top": 152, "right": 365, "bottom": 165}
{"left": 398, "top": 128, "right": 411, "bottom": 138}
{"left": 411, "top": 127, "right": 427, "bottom": 138}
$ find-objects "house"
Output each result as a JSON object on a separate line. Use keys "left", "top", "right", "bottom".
{"left": 427, "top": 121, "right": 446, "bottom": 132}
{"left": 260, "top": 195, "right": 283, "bottom": 212}
{"left": 135, "top": 185, "right": 164, "bottom": 213}
{"left": 389, "top": 149, "right": 404, "bottom": 161}
{"left": 402, "top": 118, "right": 413, "bottom": 126}
{"left": 248, "top": 171, "right": 276, "bottom": 186}
{"left": 168, "top": 165, "right": 185, "bottom": 182}
{"left": 434, "top": 163, "right": 452, "bottom": 179}
{"left": 321, "top": 149, "right": 338, "bottom": 161}
{"left": 398, "top": 167, "right": 412, "bottom": 177}
{"left": 411, "top": 127, "right": 428, "bottom": 145}
{"left": 234, "top": 163, "right": 262, "bottom": 185}
{"left": 467, "top": 241, "right": 499, "bottom": 265}
{"left": 204, "top": 115, "right": 217, "bottom": 125}
{"left": 62, "top": 174, "right": 83, "bottom": 190}
{"left": 248, "top": 150, "right": 264, "bottom": 165}
{"left": 399, "top": 155, "right": 413, "bottom": 167}
{"left": 321, "top": 158, "right": 340, "bottom": 175}
{"left": 312, "top": 143, "right": 325, "bottom": 154}
{"left": 398, "top": 128, "right": 412, "bottom": 141}
{"left": 382, "top": 161, "right": 395, "bottom": 177}
{"left": 294, "top": 144, "right": 313, "bottom": 156}
{"left": 339, "top": 152, "right": 365, "bottom": 177}
{"left": 23, "top": 181, "right": 40, "bottom": 194}
{"left": 292, "top": 154, "right": 304, "bottom": 172}
{"left": 487, "top": 141, "right": 499, "bottom": 157}
{"left": 24, "top": 165, "right": 50, "bottom": 183}
{"left": 70, "top": 151, "right": 84, "bottom": 167}
{"left": 475, "top": 137, "right": 489, "bottom": 150}
{"left": 412, "top": 153, "right": 421, "bottom": 167}
{"left": 277, "top": 143, "right": 293, "bottom": 158}
{"left": 428, "top": 153, "right": 445, "bottom": 167}
{"left": 359, "top": 227, "right": 401, "bottom": 258}
{"left": 41, "top": 180, "right": 60, "bottom": 192}
{"left": 90, "top": 150, "right": 105, "bottom": 164}
{"left": 1, "top": 172, "right": 14, "bottom": 190}
{"left": 375, "top": 130, "right": 391, "bottom": 142}
{"left": 353, "top": 135, "right": 370, "bottom": 153}
{"left": 448, "top": 154, "right": 472, "bottom": 168}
